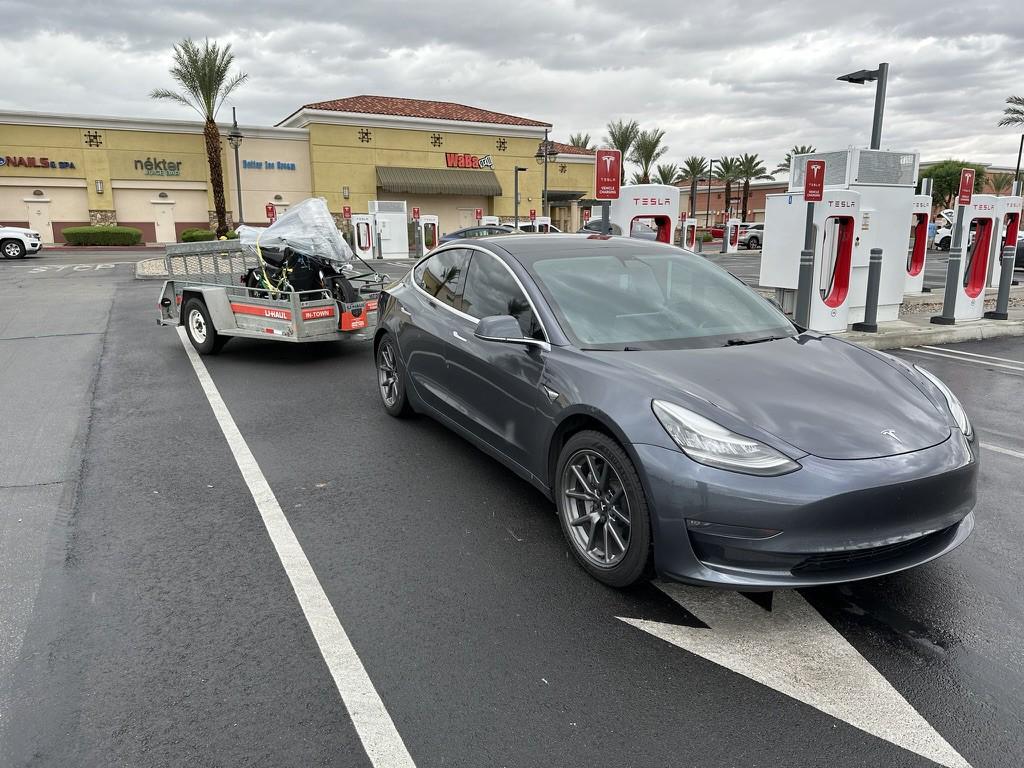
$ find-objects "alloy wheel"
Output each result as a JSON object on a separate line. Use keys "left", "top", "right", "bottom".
{"left": 378, "top": 341, "right": 399, "bottom": 407}
{"left": 559, "top": 449, "right": 631, "bottom": 567}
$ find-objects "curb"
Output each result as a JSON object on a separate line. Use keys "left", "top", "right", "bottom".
{"left": 842, "top": 319, "right": 1024, "bottom": 350}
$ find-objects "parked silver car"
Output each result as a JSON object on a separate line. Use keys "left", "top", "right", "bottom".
{"left": 738, "top": 223, "right": 764, "bottom": 250}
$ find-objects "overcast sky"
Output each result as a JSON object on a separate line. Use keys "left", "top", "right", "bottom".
{"left": 4, "top": 0, "right": 1023, "bottom": 174}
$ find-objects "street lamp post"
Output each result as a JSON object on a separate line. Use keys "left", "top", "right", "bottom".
{"left": 837, "top": 63, "right": 889, "bottom": 150}
{"left": 1014, "top": 133, "right": 1023, "bottom": 186}
{"left": 513, "top": 166, "right": 527, "bottom": 229}
{"left": 227, "top": 107, "right": 244, "bottom": 227}
{"left": 535, "top": 129, "right": 557, "bottom": 219}
{"left": 704, "top": 159, "right": 716, "bottom": 228}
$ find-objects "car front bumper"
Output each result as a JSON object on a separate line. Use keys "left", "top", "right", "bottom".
{"left": 26, "top": 240, "right": 42, "bottom": 253}
{"left": 634, "top": 432, "right": 978, "bottom": 589}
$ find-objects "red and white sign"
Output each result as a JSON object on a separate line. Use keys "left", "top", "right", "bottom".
{"left": 582, "top": 208, "right": 591, "bottom": 223}
{"left": 529, "top": 209, "right": 536, "bottom": 222}
{"left": 445, "top": 153, "right": 494, "bottom": 169}
{"left": 958, "top": 168, "right": 976, "bottom": 206}
{"left": 301, "top": 306, "right": 336, "bottom": 321}
{"left": 680, "top": 211, "right": 688, "bottom": 221}
{"left": 342, "top": 205, "right": 352, "bottom": 220}
{"left": 474, "top": 207, "right": 483, "bottom": 221}
{"left": 412, "top": 206, "right": 421, "bottom": 220}
{"left": 231, "top": 303, "right": 291, "bottom": 321}
{"left": 804, "top": 160, "right": 826, "bottom": 202}
{"left": 595, "top": 149, "right": 622, "bottom": 200}
{"left": 265, "top": 203, "right": 277, "bottom": 222}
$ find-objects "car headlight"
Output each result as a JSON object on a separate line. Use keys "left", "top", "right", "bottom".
{"left": 652, "top": 400, "right": 799, "bottom": 476}
{"left": 914, "top": 365, "right": 972, "bottom": 437}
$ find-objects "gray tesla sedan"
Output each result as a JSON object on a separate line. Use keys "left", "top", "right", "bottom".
{"left": 373, "top": 234, "right": 978, "bottom": 589}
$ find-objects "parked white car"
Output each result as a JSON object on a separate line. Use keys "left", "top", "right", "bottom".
{"left": 1, "top": 225, "right": 42, "bottom": 258}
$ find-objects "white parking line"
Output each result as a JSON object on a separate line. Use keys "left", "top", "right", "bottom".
{"left": 918, "top": 345, "right": 1024, "bottom": 366}
{"left": 900, "top": 347, "right": 1024, "bottom": 373}
{"left": 981, "top": 443, "right": 1024, "bottom": 460}
{"left": 176, "top": 327, "right": 416, "bottom": 768}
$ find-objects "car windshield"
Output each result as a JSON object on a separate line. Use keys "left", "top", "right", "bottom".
{"left": 529, "top": 247, "right": 796, "bottom": 350}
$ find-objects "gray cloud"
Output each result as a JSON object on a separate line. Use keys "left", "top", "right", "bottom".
{"left": 2, "top": 0, "right": 1023, "bottom": 171}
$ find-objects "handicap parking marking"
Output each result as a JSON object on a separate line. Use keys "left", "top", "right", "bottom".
{"left": 175, "top": 327, "right": 417, "bottom": 768}
{"left": 620, "top": 584, "right": 972, "bottom": 768}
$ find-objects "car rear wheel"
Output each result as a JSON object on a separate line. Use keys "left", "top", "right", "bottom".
{"left": 555, "top": 431, "right": 652, "bottom": 587}
{"left": 376, "top": 334, "right": 412, "bottom": 417}
{"left": 2, "top": 239, "right": 26, "bottom": 259}
{"left": 938, "top": 236, "right": 951, "bottom": 251}
{"left": 747, "top": 236, "right": 760, "bottom": 250}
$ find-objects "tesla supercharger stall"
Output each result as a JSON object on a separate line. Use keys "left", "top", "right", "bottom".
{"left": 946, "top": 195, "right": 1000, "bottom": 321}
{"left": 724, "top": 217, "right": 741, "bottom": 253}
{"left": 760, "top": 189, "right": 862, "bottom": 333}
{"left": 534, "top": 215, "right": 552, "bottom": 233}
{"left": 600, "top": 184, "right": 680, "bottom": 244}
{"left": 990, "top": 194, "right": 1022, "bottom": 288}
{"left": 351, "top": 213, "right": 374, "bottom": 260}
{"left": 904, "top": 194, "right": 932, "bottom": 295}
{"left": 481, "top": 215, "right": 500, "bottom": 227}
{"left": 682, "top": 219, "right": 699, "bottom": 250}
{"left": 417, "top": 214, "right": 440, "bottom": 252}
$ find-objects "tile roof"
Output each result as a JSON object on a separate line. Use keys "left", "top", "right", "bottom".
{"left": 550, "top": 140, "right": 596, "bottom": 156}
{"left": 298, "top": 95, "right": 551, "bottom": 127}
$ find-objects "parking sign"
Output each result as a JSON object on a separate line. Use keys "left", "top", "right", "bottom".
{"left": 342, "top": 205, "right": 351, "bottom": 220}
{"left": 475, "top": 207, "right": 483, "bottom": 221}
{"left": 265, "top": 203, "right": 277, "bottom": 222}
{"left": 958, "top": 168, "right": 976, "bottom": 206}
{"left": 804, "top": 160, "right": 826, "bottom": 202}
{"left": 412, "top": 206, "right": 420, "bottom": 220}
{"left": 529, "top": 209, "right": 536, "bottom": 221}
{"left": 595, "top": 149, "right": 621, "bottom": 200}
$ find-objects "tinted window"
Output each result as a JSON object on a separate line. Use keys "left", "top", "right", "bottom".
{"left": 529, "top": 247, "right": 794, "bottom": 350}
{"left": 462, "top": 253, "right": 545, "bottom": 340}
{"left": 414, "top": 249, "right": 471, "bottom": 310}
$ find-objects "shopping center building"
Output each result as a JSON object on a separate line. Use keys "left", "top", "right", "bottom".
{"left": 0, "top": 96, "right": 596, "bottom": 243}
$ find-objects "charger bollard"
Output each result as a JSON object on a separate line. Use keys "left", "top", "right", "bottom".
{"left": 930, "top": 247, "right": 962, "bottom": 325}
{"left": 795, "top": 248, "right": 815, "bottom": 327}
{"left": 851, "top": 248, "right": 883, "bottom": 332}
{"left": 984, "top": 246, "right": 1017, "bottom": 320}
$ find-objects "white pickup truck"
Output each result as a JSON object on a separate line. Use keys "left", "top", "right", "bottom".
{"left": 0, "top": 224, "right": 42, "bottom": 258}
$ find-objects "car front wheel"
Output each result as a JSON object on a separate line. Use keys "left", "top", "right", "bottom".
{"left": 555, "top": 431, "right": 652, "bottom": 587}
{"left": 2, "top": 239, "right": 26, "bottom": 259}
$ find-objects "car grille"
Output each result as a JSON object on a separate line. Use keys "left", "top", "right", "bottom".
{"left": 790, "top": 525, "right": 958, "bottom": 575}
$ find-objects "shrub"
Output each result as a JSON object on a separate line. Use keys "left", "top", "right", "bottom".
{"left": 63, "top": 226, "right": 143, "bottom": 246}
{"left": 181, "top": 228, "right": 217, "bottom": 242}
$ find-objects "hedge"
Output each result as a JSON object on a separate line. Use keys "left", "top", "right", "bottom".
{"left": 180, "top": 228, "right": 238, "bottom": 242}
{"left": 62, "top": 226, "right": 142, "bottom": 246}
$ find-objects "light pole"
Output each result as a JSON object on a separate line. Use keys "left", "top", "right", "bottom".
{"left": 513, "top": 166, "right": 527, "bottom": 229}
{"left": 227, "top": 107, "right": 244, "bottom": 227}
{"left": 535, "top": 129, "right": 557, "bottom": 218}
{"left": 837, "top": 63, "right": 889, "bottom": 150}
{"left": 1014, "top": 133, "right": 1023, "bottom": 186}
{"left": 704, "top": 159, "right": 716, "bottom": 228}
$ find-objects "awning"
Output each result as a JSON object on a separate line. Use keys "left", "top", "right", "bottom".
{"left": 376, "top": 166, "right": 502, "bottom": 196}
{"left": 546, "top": 190, "right": 586, "bottom": 202}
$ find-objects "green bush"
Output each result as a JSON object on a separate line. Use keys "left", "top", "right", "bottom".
{"left": 700, "top": 232, "right": 713, "bottom": 242}
{"left": 62, "top": 226, "right": 143, "bottom": 246}
{"left": 181, "top": 228, "right": 216, "bottom": 242}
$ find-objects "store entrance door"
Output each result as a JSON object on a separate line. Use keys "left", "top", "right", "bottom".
{"left": 26, "top": 198, "right": 54, "bottom": 243}
{"left": 152, "top": 201, "right": 176, "bottom": 244}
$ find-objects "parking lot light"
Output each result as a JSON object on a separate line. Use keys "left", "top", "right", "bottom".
{"left": 837, "top": 63, "right": 889, "bottom": 150}
{"left": 227, "top": 107, "right": 244, "bottom": 226}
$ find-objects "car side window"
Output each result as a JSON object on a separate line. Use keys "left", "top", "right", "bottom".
{"left": 415, "top": 249, "right": 472, "bottom": 310}
{"left": 462, "top": 252, "right": 545, "bottom": 340}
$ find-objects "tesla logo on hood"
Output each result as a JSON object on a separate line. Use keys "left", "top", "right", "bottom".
{"left": 880, "top": 429, "right": 902, "bottom": 443}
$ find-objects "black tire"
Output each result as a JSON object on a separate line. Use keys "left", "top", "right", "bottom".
{"left": 181, "top": 297, "right": 221, "bottom": 355}
{"left": 938, "top": 236, "right": 951, "bottom": 251}
{"left": 375, "top": 333, "right": 412, "bottom": 417}
{"left": 555, "top": 430, "right": 652, "bottom": 587}
{"left": 747, "top": 236, "right": 760, "bottom": 250}
{"left": 2, "top": 239, "right": 26, "bottom": 259}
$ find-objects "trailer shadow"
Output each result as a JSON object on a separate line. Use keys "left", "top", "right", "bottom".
{"left": 215, "top": 336, "right": 374, "bottom": 364}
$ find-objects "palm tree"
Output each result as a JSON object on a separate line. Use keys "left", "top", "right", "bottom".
{"left": 681, "top": 156, "right": 708, "bottom": 216}
{"left": 714, "top": 156, "right": 742, "bottom": 220}
{"left": 997, "top": 95, "right": 1024, "bottom": 126}
{"left": 603, "top": 119, "right": 640, "bottom": 184}
{"left": 989, "top": 172, "right": 1013, "bottom": 195}
{"left": 773, "top": 144, "right": 817, "bottom": 176}
{"left": 654, "top": 163, "right": 681, "bottom": 185}
{"left": 736, "top": 153, "right": 774, "bottom": 222}
{"left": 628, "top": 128, "right": 668, "bottom": 184}
{"left": 151, "top": 38, "right": 248, "bottom": 236}
{"left": 568, "top": 132, "right": 594, "bottom": 150}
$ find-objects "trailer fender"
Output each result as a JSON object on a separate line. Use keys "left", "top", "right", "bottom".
{"left": 180, "top": 286, "right": 237, "bottom": 331}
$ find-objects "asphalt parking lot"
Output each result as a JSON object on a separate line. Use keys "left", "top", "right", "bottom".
{"left": 2, "top": 248, "right": 1023, "bottom": 767}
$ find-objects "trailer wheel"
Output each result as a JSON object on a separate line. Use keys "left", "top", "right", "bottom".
{"left": 182, "top": 297, "right": 223, "bottom": 355}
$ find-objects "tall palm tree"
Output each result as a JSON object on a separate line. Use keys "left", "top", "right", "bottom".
{"left": 654, "top": 163, "right": 681, "bottom": 185}
{"left": 151, "top": 38, "right": 248, "bottom": 236}
{"left": 681, "top": 156, "right": 708, "bottom": 216}
{"left": 603, "top": 119, "right": 640, "bottom": 184}
{"left": 736, "top": 153, "right": 774, "bottom": 222}
{"left": 997, "top": 95, "right": 1024, "bottom": 126}
{"left": 714, "top": 156, "right": 742, "bottom": 219}
{"left": 629, "top": 128, "right": 668, "bottom": 184}
{"left": 989, "top": 172, "right": 1013, "bottom": 195}
{"left": 773, "top": 144, "right": 816, "bottom": 176}
{"left": 568, "top": 132, "right": 594, "bottom": 150}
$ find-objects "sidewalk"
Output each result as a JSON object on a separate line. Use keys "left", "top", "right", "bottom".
{"left": 840, "top": 304, "right": 1024, "bottom": 350}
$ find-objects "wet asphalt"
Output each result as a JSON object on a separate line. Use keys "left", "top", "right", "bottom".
{"left": 0, "top": 249, "right": 1022, "bottom": 767}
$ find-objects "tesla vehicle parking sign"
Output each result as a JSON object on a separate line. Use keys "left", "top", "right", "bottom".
{"left": 958, "top": 168, "right": 975, "bottom": 206}
{"left": 804, "top": 160, "right": 825, "bottom": 202}
{"left": 595, "top": 149, "right": 621, "bottom": 200}
{"left": 265, "top": 203, "right": 277, "bottom": 222}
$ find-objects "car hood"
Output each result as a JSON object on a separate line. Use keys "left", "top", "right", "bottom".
{"left": 603, "top": 336, "right": 950, "bottom": 460}
{"left": 1, "top": 226, "right": 38, "bottom": 236}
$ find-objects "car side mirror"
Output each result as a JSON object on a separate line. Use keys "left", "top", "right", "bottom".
{"left": 475, "top": 314, "right": 527, "bottom": 343}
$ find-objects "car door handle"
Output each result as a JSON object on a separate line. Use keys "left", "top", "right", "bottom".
{"left": 453, "top": 331, "right": 468, "bottom": 342}
{"left": 400, "top": 306, "right": 412, "bottom": 317}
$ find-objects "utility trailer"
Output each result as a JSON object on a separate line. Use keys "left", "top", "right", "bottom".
{"left": 157, "top": 238, "right": 384, "bottom": 354}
